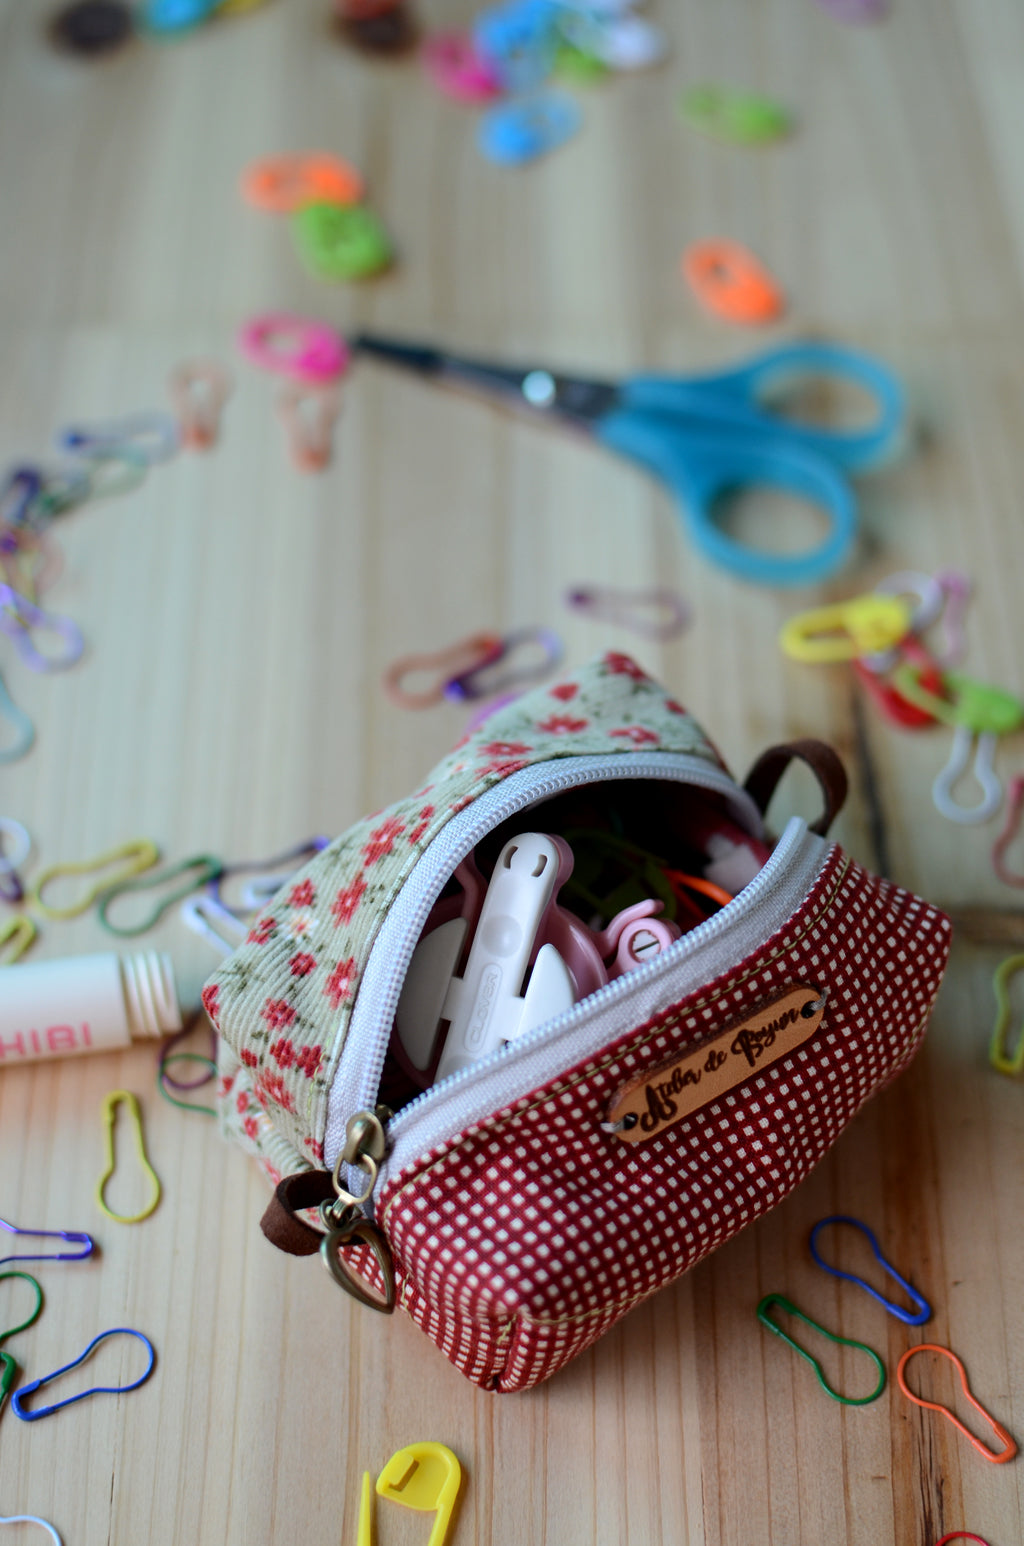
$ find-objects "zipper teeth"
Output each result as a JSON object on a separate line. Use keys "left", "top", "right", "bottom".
{"left": 329, "top": 753, "right": 760, "bottom": 1164}
{"left": 386, "top": 813, "right": 790, "bottom": 1137}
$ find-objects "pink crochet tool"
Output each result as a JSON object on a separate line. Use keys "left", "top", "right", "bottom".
{"left": 391, "top": 833, "right": 681, "bottom": 1087}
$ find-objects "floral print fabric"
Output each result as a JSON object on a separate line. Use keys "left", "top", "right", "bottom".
{"left": 205, "top": 652, "right": 726, "bottom": 1180}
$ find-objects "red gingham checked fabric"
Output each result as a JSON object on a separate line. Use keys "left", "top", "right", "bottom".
{"left": 377, "top": 845, "right": 951, "bottom": 1392}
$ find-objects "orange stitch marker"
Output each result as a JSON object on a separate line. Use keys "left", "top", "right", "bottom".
{"left": 383, "top": 633, "right": 504, "bottom": 710}
{"left": 169, "top": 361, "right": 233, "bottom": 452}
{"left": 897, "top": 1344, "right": 1017, "bottom": 1465}
{"left": 241, "top": 153, "right": 364, "bottom": 213}
{"left": 682, "top": 239, "right": 784, "bottom": 326}
{"left": 277, "top": 384, "right": 341, "bottom": 473}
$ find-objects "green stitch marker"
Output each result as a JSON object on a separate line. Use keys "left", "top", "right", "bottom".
{"left": 291, "top": 201, "right": 393, "bottom": 282}
{"left": 756, "top": 1292, "right": 886, "bottom": 1405}
{"left": 680, "top": 86, "right": 792, "bottom": 145}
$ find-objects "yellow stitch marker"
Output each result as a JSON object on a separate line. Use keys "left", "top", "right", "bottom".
{"left": 779, "top": 594, "right": 911, "bottom": 664}
{"left": 96, "top": 1091, "right": 162, "bottom": 1225}
{"left": 990, "top": 953, "right": 1024, "bottom": 1076}
{"left": 376, "top": 1443, "right": 462, "bottom": 1546}
{"left": 0, "top": 915, "right": 37, "bottom": 966}
{"left": 356, "top": 1471, "right": 373, "bottom": 1546}
{"left": 31, "top": 840, "right": 160, "bottom": 922}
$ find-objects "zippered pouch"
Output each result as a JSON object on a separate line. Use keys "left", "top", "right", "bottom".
{"left": 203, "top": 652, "right": 952, "bottom": 1392}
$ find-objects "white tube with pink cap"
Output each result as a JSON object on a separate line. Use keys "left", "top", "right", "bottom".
{"left": 0, "top": 952, "right": 182, "bottom": 1066}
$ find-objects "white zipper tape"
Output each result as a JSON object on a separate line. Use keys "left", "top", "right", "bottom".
{"left": 324, "top": 752, "right": 765, "bottom": 1171}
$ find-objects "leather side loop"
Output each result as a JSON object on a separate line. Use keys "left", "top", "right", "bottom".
{"left": 260, "top": 1171, "right": 336, "bottom": 1256}
{"left": 743, "top": 739, "right": 849, "bottom": 837}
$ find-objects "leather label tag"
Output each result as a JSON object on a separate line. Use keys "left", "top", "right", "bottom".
{"left": 605, "top": 984, "right": 826, "bottom": 1144}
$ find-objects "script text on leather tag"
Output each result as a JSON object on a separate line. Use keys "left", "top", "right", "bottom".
{"left": 605, "top": 984, "right": 826, "bottom": 1144}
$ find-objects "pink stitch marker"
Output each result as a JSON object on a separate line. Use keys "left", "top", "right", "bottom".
{"left": 238, "top": 314, "right": 349, "bottom": 385}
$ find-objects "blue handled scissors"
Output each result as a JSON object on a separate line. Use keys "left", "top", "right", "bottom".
{"left": 351, "top": 333, "right": 905, "bottom": 588}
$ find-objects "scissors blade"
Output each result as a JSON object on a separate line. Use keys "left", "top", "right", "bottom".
{"left": 351, "top": 332, "right": 621, "bottom": 425}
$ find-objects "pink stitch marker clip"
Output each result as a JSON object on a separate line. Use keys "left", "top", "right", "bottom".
{"left": 238, "top": 314, "right": 349, "bottom": 385}
{"left": 423, "top": 31, "right": 503, "bottom": 101}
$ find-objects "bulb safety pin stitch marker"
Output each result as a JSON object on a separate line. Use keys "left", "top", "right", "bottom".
{"left": 989, "top": 953, "right": 1024, "bottom": 1077}
{"left": 0, "top": 526, "right": 65, "bottom": 611}
{"left": 809, "top": 1215, "right": 931, "bottom": 1324}
{"left": 30, "top": 838, "right": 160, "bottom": 922}
{"left": 95, "top": 1091, "right": 162, "bottom": 1224}
{"left": 58, "top": 412, "right": 179, "bottom": 465}
{"left": 932, "top": 568, "right": 972, "bottom": 666}
{"left": 565, "top": 582, "right": 691, "bottom": 641}
{"left": 897, "top": 1344, "right": 1017, "bottom": 1464}
{"left": 0, "top": 816, "right": 31, "bottom": 903}
{"left": 992, "top": 774, "right": 1024, "bottom": 887}
{"left": 933, "top": 726, "right": 1002, "bottom": 826}
{"left": 0, "top": 669, "right": 34, "bottom": 765}
{"left": 276, "top": 382, "right": 341, "bottom": 473}
{"left": 0, "top": 1217, "right": 94, "bottom": 1269}
{"left": 33, "top": 462, "right": 92, "bottom": 523}
{"left": 157, "top": 1053, "right": 218, "bottom": 1117}
{"left": 892, "top": 666, "right": 1024, "bottom": 825}
{"left": 73, "top": 442, "right": 149, "bottom": 503}
{"left": 756, "top": 1293, "right": 886, "bottom": 1404}
{"left": 0, "top": 585, "right": 84, "bottom": 673}
{"left": 179, "top": 893, "right": 248, "bottom": 956}
{"left": 0, "top": 1517, "right": 63, "bottom": 1546}
{"left": 0, "top": 466, "right": 41, "bottom": 531}
{"left": 442, "top": 627, "right": 564, "bottom": 702}
{"left": 169, "top": 360, "right": 233, "bottom": 451}
{"left": 383, "top": 632, "right": 504, "bottom": 709}
{"left": 97, "top": 853, "right": 224, "bottom": 937}
{"left": 209, "top": 835, "right": 329, "bottom": 910}
{"left": 0, "top": 1271, "right": 44, "bottom": 1412}
{"left": 0, "top": 914, "right": 36, "bottom": 965}
{"left": 12, "top": 1327, "right": 155, "bottom": 1421}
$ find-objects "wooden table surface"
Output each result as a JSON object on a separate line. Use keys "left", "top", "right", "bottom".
{"left": 3, "top": 1, "right": 1024, "bottom": 1542}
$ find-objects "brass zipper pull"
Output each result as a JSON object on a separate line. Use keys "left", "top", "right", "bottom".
{"left": 319, "top": 1110, "right": 395, "bottom": 1313}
